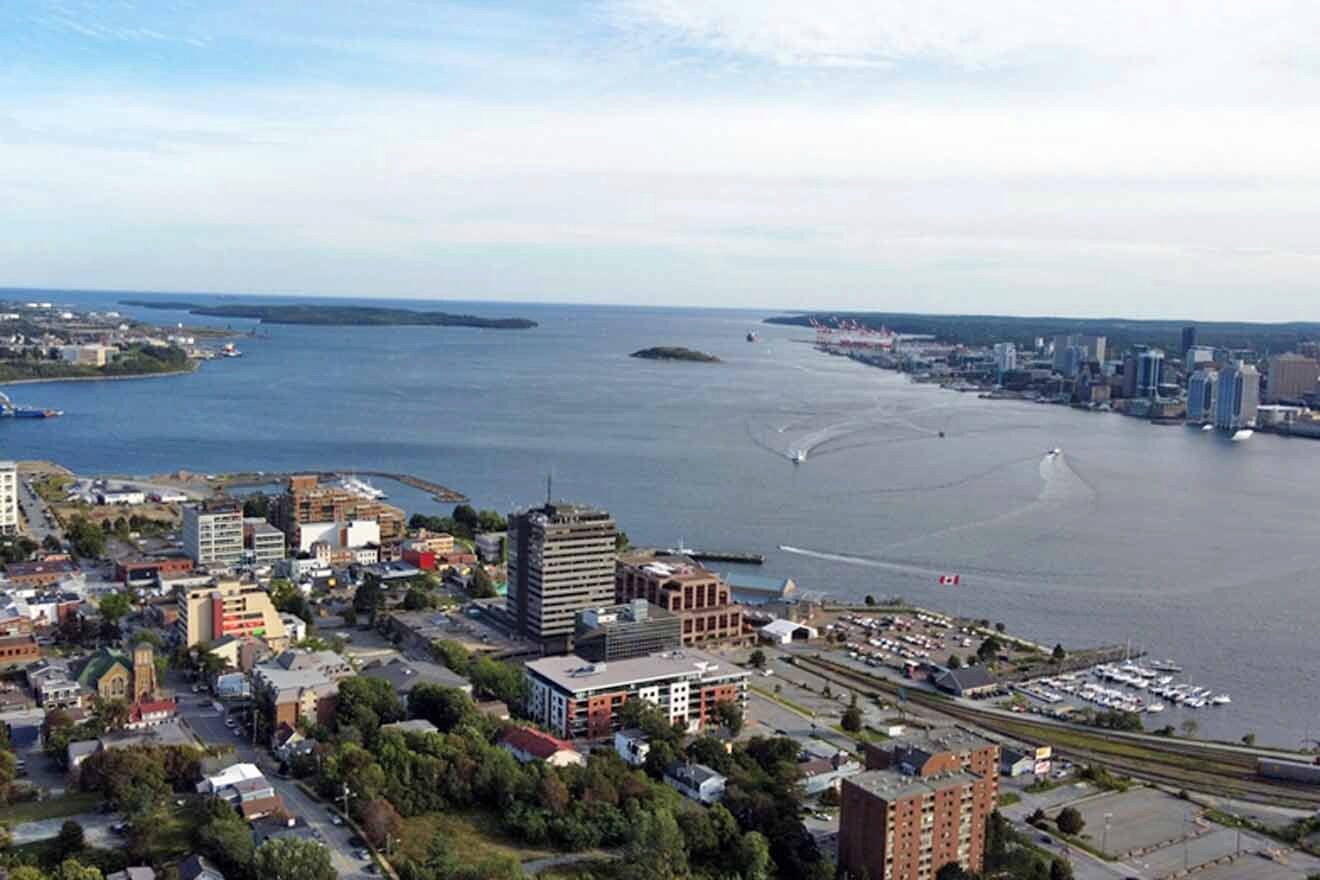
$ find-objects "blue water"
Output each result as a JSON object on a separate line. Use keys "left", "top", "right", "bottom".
{"left": 2, "top": 288, "right": 1317, "bottom": 746}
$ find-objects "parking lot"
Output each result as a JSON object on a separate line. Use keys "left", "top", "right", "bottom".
{"left": 1190, "top": 854, "right": 1315, "bottom": 880}
{"left": 1050, "top": 788, "right": 1207, "bottom": 858}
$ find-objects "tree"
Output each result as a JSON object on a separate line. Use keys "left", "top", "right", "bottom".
{"left": 995, "top": 621, "right": 1006, "bottom": 632}
{"left": 353, "top": 574, "right": 384, "bottom": 623}
{"left": 469, "top": 654, "right": 527, "bottom": 707}
{"left": 1056, "top": 806, "right": 1085, "bottom": 836}
{"left": 243, "top": 493, "right": 271, "bottom": 518}
{"left": 1242, "top": 732, "right": 1256, "bottom": 747}
{"left": 615, "top": 531, "right": 631, "bottom": 552}
{"left": 92, "top": 697, "right": 131, "bottom": 732}
{"left": 402, "top": 587, "right": 435, "bottom": 611}
{"left": 936, "top": 864, "right": 974, "bottom": 880}
{"left": 625, "top": 807, "right": 688, "bottom": 880}
{"left": 734, "top": 831, "right": 772, "bottom": 880}
{"left": 1051, "top": 643, "right": 1067, "bottom": 663}
{"left": 714, "top": 701, "right": 744, "bottom": 736}
{"left": 947, "top": 654, "right": 962, "bottom": 669}
{"left": 1181, "top": 719, "right": 1199, "bottom": 738}
{"left": 198, "top": 806, "right": 256, "bottom": 875}
{"left": 254, "top": 837, "right": 337, "bottom": 880}
{"left": 52, "top": 861, "right": 104, "bottom": 880}
{"left": 977, "top": 636, "right": 1003, "bottom": 662}
{"left": 841, "top": 704, "right": 863, "bottom": 733}
{"left": 1050, "top": 858, "right": 1075, "bottom": 880}
{"left": 468, "top": 565, "right": 497, "bottom": 599}
{"left": 97, "top": 592, "right": 132, "bottom": 625}
{"left": 408, "top": 684, "right": 478, "bottom": 733}
{"left": 360, "top": 797, "right": 404, "bottom": 851}
{"left": 57, "top": 818, "right": 85, "bottom": 851}
{"left": 749, "top": 649, "right": 766, "bottom": 669}
{"left": 42, "top": 533, "right": 63, "bottom": 552}
{"left": 336, "top": 676, "right": 405, "bottom": 732}
{"left": 863, "top": 595, "right": 876, "bottom": 606}
{"left": 431, "top": 639, "right": 470, "bottom": 675}
{"left": 65, "top": 515, "right": 107, "bottom": 559}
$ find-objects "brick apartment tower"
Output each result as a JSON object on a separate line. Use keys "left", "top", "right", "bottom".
{"left": 838, "top": 729, "right": 999, "bottom": 880}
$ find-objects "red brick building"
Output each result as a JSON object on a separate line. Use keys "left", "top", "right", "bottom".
{"left": 615, "top": 554, "right": 749, "bottom": 648}
{"left": 0, "top": 635, "right": 40, "bottom": 668}
{"left": 840, "top": 729, "right": 999, "bottom": 880}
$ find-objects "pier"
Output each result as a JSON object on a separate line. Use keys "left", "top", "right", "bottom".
{"left": 214, "top": 469, "right": 467, "bottom": 502}
{"left": 664, "top": 547, "right": 764, "bottom": 565}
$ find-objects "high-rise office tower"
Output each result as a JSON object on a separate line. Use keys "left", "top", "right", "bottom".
{"left": 1181, "top": 325, "right": 1197, "bottom": 361}
{"left": 1215, "top": 362, "right": 1260, "bottom": 431}
{"left": 1136, "top": 349, "right": 1165, "bottom": 398}
{"left": 507, "top": 502, "right": 617, "bottom": 650}
{"left": 1187, "top": 368, "right": 1218, "bottom": 423}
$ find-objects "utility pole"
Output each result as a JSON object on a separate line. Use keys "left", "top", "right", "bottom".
{"left": 1103, "top": 812, "right": 1112, "bottom": 857}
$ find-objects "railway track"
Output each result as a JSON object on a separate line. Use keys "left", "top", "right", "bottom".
{"left": 791, "top": 654, "right": 1320, "bottom": 810}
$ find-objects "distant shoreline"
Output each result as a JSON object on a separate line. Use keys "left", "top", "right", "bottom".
{"left": 0, "top": 363, "right": 199, "bottom": 388}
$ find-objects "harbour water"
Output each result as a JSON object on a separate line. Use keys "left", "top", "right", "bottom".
{"left": 3, "top": 290, "right": 1317, "bottom": 746}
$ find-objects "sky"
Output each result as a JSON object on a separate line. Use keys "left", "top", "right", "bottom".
{"left": 4, "top": 1, "right": 1320, "bottom": 319}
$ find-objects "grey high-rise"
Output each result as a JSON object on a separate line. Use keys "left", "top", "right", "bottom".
{"left": 1215, "top": 362, "right": 1260, "bottom": 431}
{"left": 507, "top": 502, "right": 617, "bottom": 651}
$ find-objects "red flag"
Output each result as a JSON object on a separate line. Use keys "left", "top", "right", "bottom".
{"left": 938, "top": 574, "right": 960, "bottom": 585}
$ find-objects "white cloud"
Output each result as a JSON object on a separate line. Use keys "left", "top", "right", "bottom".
{"left": 609, "top": 0, "right": 1316, "bottom": 102}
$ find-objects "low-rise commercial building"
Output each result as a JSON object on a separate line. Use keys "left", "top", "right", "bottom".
{"left": 250, "top": 661, "right": 337, "bottom": 731}
{"left": 573, "top": 599, "right": 682, "bottom": 662}
{"left": 6, "top": 559, "right": 78, "bottom": 590}
{"left": 524, "top": 648, "right": 750, "bottom": 739}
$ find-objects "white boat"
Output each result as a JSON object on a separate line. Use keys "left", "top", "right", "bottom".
{"left": 1201, "top": 424, "right": 1213, "bottom": 431}
{"left": 792, "top": 449, "right": 807, "bottom": 464}
{"left": 1232, "top": 429, "right": 1254, "bottom": 441}
{"left": 1146, "top": 703, "right": 1165, "bottom": 713}
{"left": 1211, "top": 694, "right": 1231, "bottom": 705}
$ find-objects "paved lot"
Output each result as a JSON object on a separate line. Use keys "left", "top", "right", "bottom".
{"left": 1128, "top": 827, "right": 1243, "bottom": 877}
{"left": 9, "top": 812, "right": 119, "bottom": 848}
{"left": 1190, "top": 854, "right": 1313, "bottom": 880}
{"left": 1052, "top": 788, "right": 1203, "bottom": 858}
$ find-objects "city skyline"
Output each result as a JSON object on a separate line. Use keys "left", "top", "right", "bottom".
{"left": 6, "top": 2, "right": 1320, "bottom": 319}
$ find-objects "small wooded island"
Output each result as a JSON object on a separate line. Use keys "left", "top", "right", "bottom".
{"left": 120, "top": 301, "right": 537, "bottom": 329}
{"left": 629, "top": 346, "right": 722, "bottom": 363}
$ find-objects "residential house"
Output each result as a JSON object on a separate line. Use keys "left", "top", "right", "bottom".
{"left": 178, "top": 854, "right": 226, "bottom": 880}
{"left": 665, "top": 763, "right": 727, "bottom": 805}
{"left": 500, "top": 726, "right": 585, "bottom": 768}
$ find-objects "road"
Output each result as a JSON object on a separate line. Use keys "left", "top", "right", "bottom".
{"left": 175, "top": 693, "right": 375, "bottom": 879}
{"left": 17, "top": 476, "right": 60, "bottom": 545}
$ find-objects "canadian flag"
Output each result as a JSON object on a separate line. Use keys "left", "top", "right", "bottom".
{"left": 938, "top": 574, "right": 961, "bottom": 586}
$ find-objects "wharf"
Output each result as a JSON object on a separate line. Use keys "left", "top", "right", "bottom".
{"left": 210, "top": 469, "right": 467, "bottom": 502}
{"left": 680, "top": 549, "right": 764, "bottom": 565}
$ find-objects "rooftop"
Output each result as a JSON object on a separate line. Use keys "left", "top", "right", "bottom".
{"left": 502, "top": 725, "right": 578, "bottom": 760}
{"left": 667, "top": 762, "right": 726, "bottom": 787}
{"left": 361, "top": 656, "right": 469, "bottom": 693}
{"left": 846, "top": 767, "right": 981, "bottom": 800}
{"left": 525, "top": 648, "right": 749, "bottom": 693}
{"left": 888, "top": 727, "right": 997, "bottom": 756}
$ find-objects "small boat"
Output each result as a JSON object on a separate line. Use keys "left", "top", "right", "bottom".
{"left": 221, "top": 342, "right": 243, "bottom": 358}
{"left": 1149, "top": 659, "right": 1183, "bottom": 673}
{"left": 792, "top": 449, "right": 807, "bottom": 464}
{"left": 1232, "top": 429, "right": 1253, "bottom": 441}
{"left": 746, "top": 331, "right": 759, "bottom": 342}
{"left": 1211, "top": 694, "right": 1231, "bottom": 705}
{"left": 938, "top": 431, "right": 945, "bottom": 438}
{"left": 1201, "top": 424, "right": 1213, "bottom": 431}
{"left": 9, "top": 408, "right": 63, "bottom": 418}
{"left": 1146, "top": 703, "right": 1165, "bottom": 713}
{"left": 1047, "top": 448, "right": 1061, "bottom": 456}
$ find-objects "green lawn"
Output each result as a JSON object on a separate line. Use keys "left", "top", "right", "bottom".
{"left": 0, "top": 791, "right": 103, "bottom": 824}
{"left": 399, "top": 810, "right": 559, "bottom": 866}
{"left": 998, "top": 792, "right": 1022, "bottom": 807}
